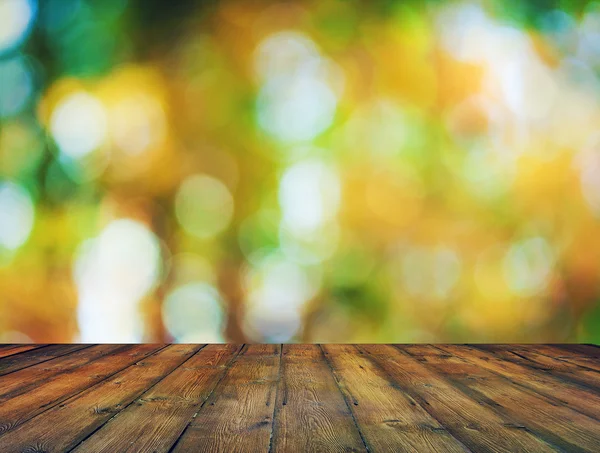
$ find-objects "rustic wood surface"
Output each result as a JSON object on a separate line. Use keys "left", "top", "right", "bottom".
{"left": 0, "top": 344, "right": 598, "bottom": 452}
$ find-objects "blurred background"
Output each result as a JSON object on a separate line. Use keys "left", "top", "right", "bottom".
{"left": 1, "top": 0, "right": 600, "bottom": 343}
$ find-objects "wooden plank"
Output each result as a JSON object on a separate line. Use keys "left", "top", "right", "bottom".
{"left": 437, "top": 345, "right": 600, "bottom": 420}
{"left": 0, "top": 343, "right": 596, "bottom": 451}
{"left": 0, "top": 344, "right": 164, "bottom": 436}
{"left": 553, "top": 345, "right": 600, "bottom": 358}
{"left": 170, "top": 344, "right": 281, "bottom": 453}
{"left": 399, "top": 345, "right": 453, "bottom": 357}
{"left": 555, "top": 355, "right": 600, "bottom": 373}
{"left": 271, "top": 344, "right": 367, "bottom": 452}
{"left": 475, "top": 345, "right": 600, "bottom": 392}
{"left": 72, "top": 344, "right": 242, "bottom": 453}
{"left": 0, "top": 345, "right": 48, "bottom": 360}
{"left": 556, "top": 357, "right": 600, "bottom": 373}
{"left": 361, "top": 345, "right": 558, "bottom": 452}
{"left": 237, "top": 344, "right": 279, "bottom": 356}
{"left": 322, "top": 344, "right": 469, "bottom": 453}
{"left": 0, "top": 344, "right": 127, "bottom": 399}
{"left": 0, "top": 344, "right": 204, "bottom": 453}
{"left": 400, "top": 345, "right": 600, "bottom": 452}
{"left": 532, "top": 345, "right": 600, "bottom": 373}
{"left": 555, "top": 356, "right": 600, "bottom": 373}
{"left": 0, "top": 344, "right": 90, "bottom": 377}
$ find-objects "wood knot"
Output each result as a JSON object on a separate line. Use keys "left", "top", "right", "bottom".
{"left": 138, "top": 396, "right": 169, "bottom": 404}
{"left": 0, "top": 421, "right": 15, "bottom": 435}
{"left": 22, "top": 445, "right": 49, "bottom": 453}
{"left": 93, "top": 406, "right": 120, "bottom": 415}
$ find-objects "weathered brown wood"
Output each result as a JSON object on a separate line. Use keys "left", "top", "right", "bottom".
{"left": 399, "top": 344, "right": 453, "bottom": 357}
{"left": 0, "top": 344, "right": 127, "bottom": 399}
{"left": 0, "top": 344, "right": 204, "bottom": 453}
{"left": 170, "top": 344, "right": 280, "bottom": 453}
{"left": 361, "top": 344, "right": 557, "bottom": 452}
{"left": 533, "top": 345, "right": 600, "bottom": 372}
{"left": 0, "top": 344, "right": 163, "bottom": 435}
{"left": 438, "top": 345, "right": 600, "bottom": 420}
{"left": 553, "top": 344, "right": 600, "bottom": 358}
{"left": 0, "top": 343, "right": 597, "bottom": 452}
{"left": 271, "top": 344, "right": 367, "bottom": 452}
{"left": 0, "top": 344, "right": 90, "bottom": 377}
{"left": 0, "top": 344, "right": 48, "bottom": 360}
{"left": 400, "top": 345, "right": 600, "bottom": 452}
{"left": 322, "top": 344, "right": 469, "bottom": 452}
{"left": 476, "top": 345, "right": 600, "bottom": 392}
{"left": 72, "top": 344, "right": 242, "bottom": 453}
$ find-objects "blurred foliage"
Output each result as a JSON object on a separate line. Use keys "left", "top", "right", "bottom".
{"left": 1, "top": 0, "right": 600, "bottom": 343}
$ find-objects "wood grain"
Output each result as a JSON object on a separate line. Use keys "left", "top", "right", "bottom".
{"left": 0, "top": 344, "right": 48, "bottom": 360}
{"left": 553, "top": 344, "right": 600, "bottom": 358}
{"left": 171, "top": 344, "right": 280, "bottom": 453}
{"left": 476, "top": 345, "right": 600, "bottom": 392}
{"left": 538, "top": 345, "right": 600, "bottom": 372}
{"left": 271, "top": 344, "right": 367, "bottom": 452}
{"left": 71, "top": 344, "right": 241, "bottom": 453}
{"left": 0, "top": 344, "right": 203, "bottom": 453}
{"left": 0, "top": 344, "right": 125, "bottom": 398}
{"left": 402, "top": 345, "right": 600, "bottom": 452}
{"left": 438, "top": 345, "right": 600, "bottom": 420}
{"left": 0, "top": 344, "right": 163, "bottom": 435}
{"left": 322, "top": 344, "right": 469, "bottom": 452}
{"left": 361, "top": 344, "right": 557, "bottom": 452}
{"left": 0, "top": 344, "right": 87, "bottom": 376}
{"left": 0, "top": 344, "right": 597, "bottom": 452}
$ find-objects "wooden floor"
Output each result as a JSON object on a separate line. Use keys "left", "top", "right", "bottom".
{"left": 0, "top": 345, "right": 598, "bottom": 452}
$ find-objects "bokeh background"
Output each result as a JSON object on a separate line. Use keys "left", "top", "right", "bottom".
{"left": 1, "top": 0, "right": 600, "bottom": 343}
